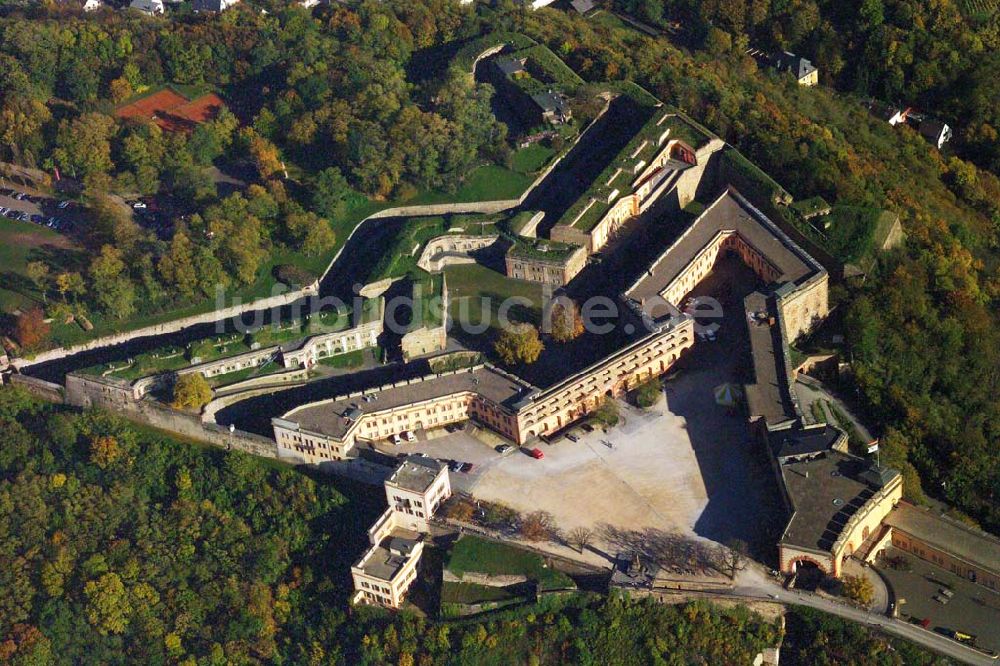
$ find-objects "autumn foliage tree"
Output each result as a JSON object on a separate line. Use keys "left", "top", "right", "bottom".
{"left": 12, "top": 307, "right": 49, "bottom": 349}
{"left": 493, "top": 323, "right": 543, "bottom": 366}
{"left": 171, "top": 373, "right": 212, "bottom": 410}
{"left": 549, "top": 300, "right": 584, "bottom": 343}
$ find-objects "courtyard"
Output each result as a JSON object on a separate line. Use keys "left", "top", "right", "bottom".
{"left": 378, "top": 257, "right": 786, "bottom": 566}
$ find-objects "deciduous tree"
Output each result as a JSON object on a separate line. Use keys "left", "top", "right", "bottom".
{"left": 171, "top": 373, "right": 212, "bottom": 410}
{"left": 494, "top": 324, "right": 543, "bottom": 366}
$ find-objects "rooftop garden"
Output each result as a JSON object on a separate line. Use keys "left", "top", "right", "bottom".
{"left": 555, "top": 96, "right": 717, "bottom": 233}
{"left": 507, "top": 235, "right": 582, "bottom": 262}
{"left": 410, "top": 270, "right": 446, "bottom": 329}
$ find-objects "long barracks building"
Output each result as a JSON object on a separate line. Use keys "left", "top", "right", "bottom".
{"left": 272, "top": 314, "right": 695, "bottom": 462}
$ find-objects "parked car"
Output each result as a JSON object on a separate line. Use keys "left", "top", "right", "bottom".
{"left": 4, "top": 210, "right": 18, "bottom": 219}
{"left": 566, "top": 433, "right": 579, "bottom": 442}
{"left": 132, "top": 201, "right": 147, "bottom": 209}
{"left": 529, "top": 447, "right": 544, "bottom": 460}
{"left": 581, "top": 423, "right": 595, "bottom": 433}
{"left": 495, "top": 444, "right": 514, "bottom": 456}
{"left": 57, "top": 200, "right": 72, "bottom": 209}
{"left": 389, "top": 434, "right": 403, "bottom": 446}
{"left": 31, "top": 214, "right": 45, "bottom": 224}
{"left": 460, "top": 462, "right": 474, "bottom": 473}
{"left": 401, "top": 430, "right": 416, "bottom": 443}
{"left": 0, "top": 207, "right": 7, "bottom": 215}
{"left": 448, "top": 460, "right": 462, "bottom": 472}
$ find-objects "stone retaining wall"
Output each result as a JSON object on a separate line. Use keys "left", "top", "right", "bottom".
{"left": 12, "top": 284, "right": 317, "bottom": 371}
{"left": 416, "top": 234, "right": 499, "bottom": 272}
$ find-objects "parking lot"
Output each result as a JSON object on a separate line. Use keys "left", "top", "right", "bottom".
{"left": 877, "top": 547, "right": 1000, "bottom": 655}
{"left": 0, "top": 187, "right": 79, "bottom": 233}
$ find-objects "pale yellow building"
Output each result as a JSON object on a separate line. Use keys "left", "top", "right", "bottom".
{"left": 384, "top": 455, "right": 453, "bottom": 533}
{"left": 272, "top": 315, "right": 695, "bottom": 462}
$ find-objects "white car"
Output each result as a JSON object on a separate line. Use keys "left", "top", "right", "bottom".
{"left": 132, "top": 201, "right": 147, "bottom": 209}
{"left": 401, "top": 430, "right": 416, "bottom": 443}
{"left": 57, "top": 201, "right": 72, "bottom": 209}
{"left": 389, "top": 434, "right": 403, "bottom": 446}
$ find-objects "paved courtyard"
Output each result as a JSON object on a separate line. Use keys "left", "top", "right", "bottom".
{"left": 877, "top": 547, "right": 1000, "bottom": 655}
{"left": 380, "top": 260, "right": 786, "bottom": 565}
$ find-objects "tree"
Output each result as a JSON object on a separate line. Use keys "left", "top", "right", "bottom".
{"left": 714, "top": 539, "right": 749, "bottom": 580}
{"left": 549, "top": 300, "right": 583, "bottom": 343}
{"left": 520, "top": 510, "right": 555, "bottom": 542}
{"left": 634, "top": 378, "right": 661, "bottom": 409}
{"left": 12, "top": 307, "right": 49, "bottom": 349}
{"left": 83, "top": 573, "right": 132, "bottom": 636}
{"left": 705, "top": 27, "right": 733, "bottom": 55}
{"left": 841, "top": 574, "right": 874, "bottom": 607}
{"left": 53, "top": 113, "right": 116, "bottom": 180}
{"left": 171, "top": 373, "right": 212, "bottom": 410}
{"left": 90, "top": 435, "right": 123, "bottom": 470}
{"left": 592, "top": 396, "right": 619, "bottom": 427}
{"left": 285, "top": 210, "right": 336, "bottom": 256}
{"left": 24, "top": 262, "right": 50, "bottom": 303}
{"left": 494, "top": 324, "right": 543, "bottom": 366}
{"left": 566, "top": 526, "right": 594, "bottom": 553}
{"left": 90, "top": 245, "right": 136, "bottom": 319}
{"left": 158, "top": 230, "right": 199, "bottom": 299}
{"left": 312, "top": 167, "right": 354, "bottom": 219}
{"left": 55, "top": 272, "right": 86, "bottom": 304}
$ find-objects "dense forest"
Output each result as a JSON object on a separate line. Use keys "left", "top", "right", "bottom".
{"left": 0, "top": 386, "right": 944, "bottom": 664}
{"left": 614, "top": 0, "right": 1000, "bottom": 172}
{"left": 0, "top": 0, "right": 507, "bottom": 338}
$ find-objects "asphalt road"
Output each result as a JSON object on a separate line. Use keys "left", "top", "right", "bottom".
{"left": 730, "top": 564, "right": 996, "bottom": 665}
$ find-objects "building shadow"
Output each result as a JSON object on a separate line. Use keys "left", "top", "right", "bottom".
{"left": 660, "top": 255, "right": 786, "bottom": 562}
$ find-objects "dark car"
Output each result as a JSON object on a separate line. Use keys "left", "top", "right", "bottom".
{"left": 566, "top": 433, "right": 579, "bottom": 442}
{"left": 459, "top": 462, "right": 474, "bottom": 473}
{"left": 581, "top": 423, "right": 595, "bottom": 433}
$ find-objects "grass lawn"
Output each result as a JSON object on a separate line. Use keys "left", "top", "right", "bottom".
{"left": 440, "top": 581, "right": 519, "bottom": 604}
{"left": 0, "top": 219, "right": 84, "bottom": 313}
{"left": 317, "top": 348, "right": 366, "bottom": 369}
{"left": 406, "top": 165, "right": 535, "bottom": 206}
{"left": 444, "top": 264, "right": 545, "bottom": 331}
{"left": 445, "top": 535, "right": 574, "bottom": 590}
{"left": 510, "top": 144, "right": 556, "bottom": 174}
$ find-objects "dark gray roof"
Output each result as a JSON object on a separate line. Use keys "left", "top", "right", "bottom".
{"left": 770, "top": 423, "right": 844, "bottom": 460}
{"left": 571, "top": 0, "right": 595, "bottom": 13}
{"left": 495, "top": 57, "right": 526, "bottom": 77}
{"left": 779, "top": 452, "right": 892, "bottom": 552}
{"left": 531, "top": 91, "right": 569, "bottom": 115}
{"left": 773, "top": 51, "right": 817, "bottom": 80}
{"left": 283, "top": 366, "right": 535, "bottom": 440}
{"left": 626, "top": 189, "right": 823, "bottom": 306}
{"left": 743, "top": 292, "right": 798, "bottom": 427}
{"left": 388, "top": 456, "right": 444, "bottom": 493}
{"left": 918, "top": 118, "right": 951, "bottom": 142}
